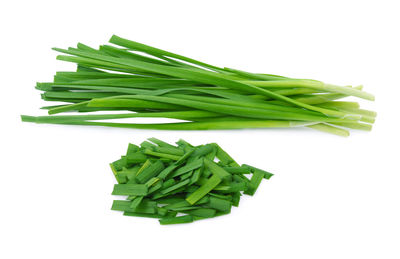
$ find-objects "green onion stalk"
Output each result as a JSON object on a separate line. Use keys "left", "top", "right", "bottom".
{"left": 21, "top": 35, "right": 376, "bottom": 136}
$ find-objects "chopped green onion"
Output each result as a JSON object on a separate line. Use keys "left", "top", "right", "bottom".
{"left": 186, "top": 208, "right": 217, "bottom": 218}
{"left": 186, "top": 175, "right": 222, "bottom": 205}
{"left": 169, "top": 158, "right": 203, "bottom": 178}
{"left": 244, "top": 170, "right": 265, "bottom": 196}
{"left": 135, "top": 160, "right": 164, "bottom": 184}
{"left": 110, "top": 138, "right": 273, "bottom": 224}
{"left": 111, "top": 184, "right": 148, "bottom": 196}
{"left": 159, "top": 215, "right": 194, "bottom": 225}
{"left": 207, "top": 197, "right": 232, "bottom": 212}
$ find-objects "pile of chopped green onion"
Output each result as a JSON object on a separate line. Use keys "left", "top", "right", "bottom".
{"left": 21, "top": 35, "right": 376, "bottom": 136}
{"left": 110, "top": 138, "right": 273, "bottom": 225}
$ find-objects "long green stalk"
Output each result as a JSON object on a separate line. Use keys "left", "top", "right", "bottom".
{"left": 53, "top": 47, "right": 347, "bottom": 117}
{"left": 21, "top": 35, "right": 376, "bottom": 136}
{"left": 25, "top": 119, "right": 318, "bottom": 130}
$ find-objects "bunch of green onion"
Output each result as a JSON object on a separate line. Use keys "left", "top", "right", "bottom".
{"left": 21, "top": 35, "right": 376, "bottom": 136}
{"left": 110, "top": 138, "right": 273, "bottom": 225}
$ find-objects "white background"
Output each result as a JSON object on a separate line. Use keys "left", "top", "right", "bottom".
{"left": 1, "top": 0, "right": 399, "bottom": 258}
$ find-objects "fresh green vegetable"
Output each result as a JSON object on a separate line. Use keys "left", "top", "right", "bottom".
{"left": 159, "top": 215, "right": 194, "bottom": 225}
{"left": 21, "top": 35, "right": 375, "bottom": 136}
{"left": 186, "top": 175, "right": 222, "bottom": 205}
{"left": 110, "top": 138, "right": 273, "bottom": 224}
{"left": 111, "top": 184, "right": 148, "bottom": 196}
{"left": 135, "top": 160, "right": 164, "bottom": 183}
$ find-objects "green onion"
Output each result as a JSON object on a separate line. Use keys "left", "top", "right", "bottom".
{"left": 129, "top": 196, "right": 143, "bottom": 210}
{"left": 186, "top": 208, "right": 217, "bottom": 218}
{"left": 186, "top": 175, "right": 222, "bottom": 205}
{"left": 159, "top": 215, "right": 194, "bottom": 225}
{"left": 244, "top": 170, "right": 265, "bottom": 196}
{"left": 136, "top": 163, "right": 164, "bottom": 184}
{"left": 21, "top": 35, "right": 375, "bottom": 136}
{"left": 110, "top": 138, "right": 273, "bottom": 224}
{"left": 169, "top": 158, "right": 203, "bottom": 178}
{"left": 111, "top": 184, "right": 148, "bottom": 196}
{"left": 207, "top": 196, "right": 232, "bottom": 212}
{"left": 204, "top": 158, "right": 232, "bottom": 181}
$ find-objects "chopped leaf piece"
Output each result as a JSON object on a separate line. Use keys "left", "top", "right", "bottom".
{"left": 123, "top": 212, "right": 162, "bottom": 218}
{"left": 129, "top": 196, "right": 144, "bottom": 210}
{"left": 136, "top": 160, "right": 152, "bottom": 177}
{"left": 148, "top": 181, "right": 163, "bottom": 194}
{"left": 148, "top": 137, "right": 177, "bottom": 149}
{"left": 215, "top": 144, "right": 239, "bottom": 167}
{"left": 244, "top": 169, "right": 264, "bottom": 196}
{"left": 164, "top": 211, "right": 178, "bottom": 218}
{"left": 186, "top": 175, "right": 222, "bottom": 205}
{"left": 186, "top": 208, "right": 216, "bottom": 218}
{"left": 158, "top": 164, "right": 178, "bottom": 179}
{"left": 232, "top": 192, "right": 241, "bottom": 207}
{"left": 190, "top": 144, "right": 214, "bottom": 159}
{"left": 154, "top": 196, "right": 185, "bottom": 204}
{"left": 112, "top": 184, "right": 148, "bottom": 196}
{"left": 163, "top": 200, "right": 191, "bottom": 210}
{"left": 208, "top": 196, "right": 232, "bottom": 212}
{"left": 144, "top": 149, "right": 182, "bottom": 160}
{"left": 160, "top": 179, "right": 190, "bottom": 195}
{"left": 161, "top": 178, "right": 176, "bottom": 189}
{"left": 135, "top": 160, "right": 164, "bottom": 183}
{"left": 242, "top": 164, "right": 274, "bottom": 179}
{"left": 176, "top": 139, "right": 194, "bottom": 148}
{"left": 169, "top": 158, "right": 203, "bottom": 178}
{"left": 112, "top": 200, "right": 156, "bottom": 214}
{"left": 112, "top": 156, "right": 128, "bottom": 171}
{"left": 154, "top": 146, "right": 184, "bottom": 156}
{"left": 126, "top": 143, "right": 140, "bottom": 155}
{"left": 126, "top": 152, "right": 147, "bottom": 165}
{"left": 145, "top": 177, "right": 160, "bottom": 187}
{"left": 208, "top": 193, "right": 232, "bottom": 201}
{"left": 204, "top": 158, "right": 231, "bottom": 180}
{"left": 120, "top": 166, "right": 139, "bottom": 182}
{"left": 189, "top": 167, "right": 203, "bottom": 185}
{"left": 140, "top": 141, "right": 156, "bottom": 149}
{"left": 174, "top": 149, "right": 194, "bottom": 166}
{"left": 180, "top": 171, "right": 193, "bottom": 181}
{"left": 159, "top": 215, "right": 194, "bottom": 225}
{"left": 157, "top": 207, "right": 168, "bottom": 216}
{"left": 184, "top": 185, "right": 198, "bottom": 193}
{"left": 214, "top": 182, "right": 247, "bottom": 193}
{"left": 223, "top": 167, "right": 251, "bottom": 174}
